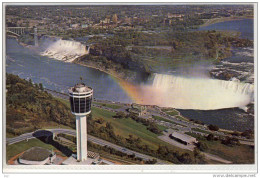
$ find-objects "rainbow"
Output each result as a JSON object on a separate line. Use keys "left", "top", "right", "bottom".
{"left": 110, "top": 75, "right": 143, "bottom": 104}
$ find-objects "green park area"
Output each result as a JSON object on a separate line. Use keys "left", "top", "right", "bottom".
{"left": 55, "top": 96, "right": 169, "bottom": 148}
{"left": 185, "top": 132, "right": 254, "bottom": 164}
{"left": 152, "top": 115, "right": 186, "bottom": 127}
{"left": 92, "top": 107, "right": 178, "bottom": 151}
{"left": 6, "top": 139, "right": 59, "bottom": 161}
{"left": 161, "top": 108, "right": 179, "bottom": 115}
{"left": 93, "top": 101, "right": 123, "bottom": 109}
{"left": 161, "top": 108, "right": 189, "bottom": 122}
{"left": 191, "top": 128, "right": 212, "bottom": 135}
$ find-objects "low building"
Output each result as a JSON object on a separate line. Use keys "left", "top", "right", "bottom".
{"left": 18, "top": 147, "right": 56, "bottom": 165}
{"left": 70, "top": 23, "right": 80, "bottom": 28}
{"left": 128, "top": 103, "right": 148, "bottom": 116}
{"left": 62, "top": 151, "right": 100, "bottom": 165}
{"left": 169, "top": 132, "right": 197, "bottom": 145}
{"left": 81, "top": 24, "right": 89, "bottom": 28}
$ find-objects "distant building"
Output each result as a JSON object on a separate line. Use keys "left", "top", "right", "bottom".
{"left": 100, "top": 18, "right": 110, "bottom": 24}
{"left": 70, "top": 23, "right": 80, "bottom": 28}
{"left": 167, "top": 13, "right": 184, "bottom": 19}
{"left": 164, "top": 18, "right": 172, "bottom": 25}
{"left": 169, "top": 132, "right": 198, "bottom": 145}
{"left": 124, "top": 16, "right": 131, "bottom": 24}
{"left": 112, "top": 14, "right": 118, "bottom": 24}
{"left": 81, "top": 24, "right": 88, "bottom": 28}
{"left": 128, "top": 103, "right": 148, "bottom": 116}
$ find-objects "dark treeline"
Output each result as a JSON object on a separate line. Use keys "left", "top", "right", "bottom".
{"left": 6, "top": 73, "right": 75, "bottom": 136}
{"left": 75, "top": 30, "right": 253, "bottom": 81}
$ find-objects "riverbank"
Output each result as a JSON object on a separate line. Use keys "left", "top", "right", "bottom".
{"left": 200, "top": 16, "right": 253, "bottom": 27}
{"left": 73, "top": 60, "right": 123, "bottom": 81}
{"left": 73, "top": 55, "right": 140, "bottom": 82}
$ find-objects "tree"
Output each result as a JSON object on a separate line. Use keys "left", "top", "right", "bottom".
{"left": 148, "top": 123, "right": 161, "bottom": 134}
{"left": 29, "top": 78, "right": 33, "bottom": 86}
{"left": 96, "top": 118, "right": 104, "bottom": 124}
{"left": 221, "top": 136, "right": 240, "bottom": 146}
{"left": 105, "top": 122, "right": 113, "bottom": 130}
{"left": 196, "top": 141, "right": 208, "bottom": 151}
{"left": 208, "top": 124, "right": 219, "bottom": 131}
{"left": 193, "top": 147, "right": 201, "bottom": 158}
{"left": 179, "top": 153, "right": 193, "bottom": 164}
{"left": 241, "top": 129, "right": 253, "bottom": 139}
{"left": 39, "top": 83, "right": 44, "bottom": 91}
{"left": 157, "top": 145, "right": 169, "bottom": 156}
{"left": 206, "top": 134, "right": 214, "bottom": 141}
{"left": 231, "top": 131, "right": 240, "bottom": 136}
{"left": 115, "top": 111, "right": 126, "bottom": 119}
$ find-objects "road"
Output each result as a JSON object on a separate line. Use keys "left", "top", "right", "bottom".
{"left": 202, "top": 152, "right": 232, "bottom": 164}
{"left": 41, "top": 89, "right": 253, "bottom": 164}
{"left": 46, "top": 88, "right": 254, "bottom": 145}
{"left": 6, "top": 129, "right": 169, "bottom": 165}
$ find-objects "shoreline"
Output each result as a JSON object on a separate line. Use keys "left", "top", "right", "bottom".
{"left": 200, "top": 16, "right": 253, "bottom": 27}
{"left": 8, "top": 35, "right": 129, "bottom": 82}
{"left": 74, "top": 62, "right": 124, "bottom": 81}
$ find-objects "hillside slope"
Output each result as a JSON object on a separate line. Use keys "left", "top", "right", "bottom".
{"left": 6, "top": 73, "right": 75, "bottom": 136}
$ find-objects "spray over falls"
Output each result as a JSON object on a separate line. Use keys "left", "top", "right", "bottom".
{"left": 41, "top": 39, "right": 88, "bottom": 62}
{"left": 37, "top": 38, "right": 254, "bottom": 110}
{"left": 133, "top": 73, "right": 254, "bottom": 110}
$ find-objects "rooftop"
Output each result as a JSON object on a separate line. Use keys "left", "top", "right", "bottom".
{"left": 69, "top": 83, "right": 92, "bottom": 93}
{"left": 170, "top": 131, "right": 197, "bottom": 143}
{"left": 20, "top": 147, "right": 52, "bottom": 161}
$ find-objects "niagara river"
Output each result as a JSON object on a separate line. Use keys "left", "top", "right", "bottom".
{"left": 5, "top": 19, "right": 254, "bottom": 131}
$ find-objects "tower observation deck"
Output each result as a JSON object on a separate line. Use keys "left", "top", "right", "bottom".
{"left": 68, "top": 83, "right": 93, "bottom": 161}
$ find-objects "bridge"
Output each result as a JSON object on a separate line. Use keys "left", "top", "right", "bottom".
{"left": 6, "top": 27, "right": 41, "bottom": 46}
{"left": 6, "top": 27, "right": 33, "bottom": 37}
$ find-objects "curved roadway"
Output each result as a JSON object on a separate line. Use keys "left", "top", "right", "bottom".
{"left": 6, "top": 129, "right": 169, "bottom": 165}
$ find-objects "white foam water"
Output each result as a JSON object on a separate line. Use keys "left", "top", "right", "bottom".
{"left": 138, "top": 73, "right": 254, "bottom": 110}
{"left": 41, "top": 39, "right": 88, "bottom": 62}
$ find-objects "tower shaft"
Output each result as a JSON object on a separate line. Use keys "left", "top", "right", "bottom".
{"left": 76, "top": 115, "right": 87, "bottom": 161}
{"left": 69, "top": 83, "right": 93, "bottom": 162}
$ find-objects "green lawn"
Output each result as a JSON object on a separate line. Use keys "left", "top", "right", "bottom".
{"left": 185, "top": 132, "right": 254, "bottom": 164}
{"left": 6, "top": 138, "right": 58, "bottom": 161}
{"left": 6, "top": 132, "right": 16, "bottom": 138}
{"left": 50, "top": 98, "right": 189, "bottom": 153}
{"left": 205, "top": 140, "right": 254, "bottom": 164}
{"left": 92, "top": 107, "right": 185, "bottom": 152}
{"left": 191, "top": 128, "right": 212, "bottom": 135}
{"left": 157, "top": 125, "right": 168, "bottom": 132}
{"left": 152, "top": 115, "right": 187, "bottom": 127}
{"left": 93, "top": 101, "right": 122, "bottom": 109}
{"left": 175, "top": 115, "right": 189, "bottom": 122}
{"left": 161, "top": 108, "right": 172, "bottom": 112}
{"left": 88, "top": 146, "right": 142, "bottom": 165}
{"left": 166, "top": 110, "right": 179, "bottom": 116}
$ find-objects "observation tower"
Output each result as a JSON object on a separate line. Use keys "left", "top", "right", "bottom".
{"left": 68, "top": 83, "right": 93, "bottom": 161}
